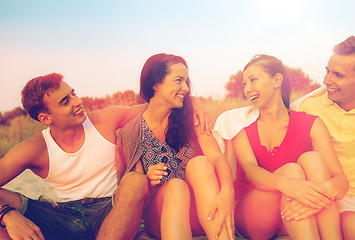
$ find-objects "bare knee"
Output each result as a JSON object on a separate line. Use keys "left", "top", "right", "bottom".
{"left": 186, "top": 156, "right": 214, "bottom": 179}
{"left": 235, "top": 191, "right": 281, "bottom": 239}
{"left": 163, "top": 178, "right": 190, "bottom": 204}
{"left": 115, "top": 172, "right": 149, "bottom": 204}
{"left": 276, "top": 162, "right": 306, "bottom": 180}
{"left": 298, "top": 151, "right": 330, "bottom": 182}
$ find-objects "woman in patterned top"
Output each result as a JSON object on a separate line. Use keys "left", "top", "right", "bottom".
{"left": 121, "top": 53, "right": 235, "bottom": 240}
{"left": 231, "top": 54, "right": 348, "bottom": 239}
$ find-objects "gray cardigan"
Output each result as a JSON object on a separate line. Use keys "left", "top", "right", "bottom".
{"left": 116, "top": 110, "right": 145, "bottom": 184}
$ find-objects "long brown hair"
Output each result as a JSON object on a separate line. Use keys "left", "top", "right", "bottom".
{"left": 139, "top": 53, "right": 195, "bottom": 151}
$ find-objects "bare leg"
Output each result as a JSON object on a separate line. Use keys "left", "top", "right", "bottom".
{"left": 0, "top": 188, "right": 23, "bottom": 239}
{"left": 96, "top": 172, "right": 149, "bottom": 240}
{"left": 186, "top": 156, "right": 230, "bottom": 240}
{"left": 234, "top": 189, "right": 281, "bottom": 240}
{"left": 298, "top": 151, "right": 342, "bottom": 240}
{"left": 341, "top": 211, "right": 355, "bottom": 240}
{"left": 144, "top": 178, "right": 192, "bottom": 240}
{"left": 276, "top": 162, "right": 320, "bottom": 240}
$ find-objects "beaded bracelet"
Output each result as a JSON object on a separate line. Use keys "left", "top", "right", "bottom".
{"left": 0, "top": 204, "right": 16, "bottom": 228}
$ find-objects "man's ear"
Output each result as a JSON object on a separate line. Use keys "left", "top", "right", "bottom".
{"left": 273, "top": 73, "right": 283, "bottom": 89}
{"left": 38, "top": 112, "right": 52, "bottom": 126}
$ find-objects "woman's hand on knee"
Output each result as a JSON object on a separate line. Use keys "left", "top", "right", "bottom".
{"left": 283, "top": 178, "right": 331, "bottom": 209}
{"left": 207, "top": 190, "right": 235, "bottom": 240}
{"left": 281, "top": 199, "right": 321, "bottom": 221}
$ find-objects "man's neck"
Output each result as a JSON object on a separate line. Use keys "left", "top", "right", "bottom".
{"left": 337, "top": 100, "right": 355, "bottom": 112}
{"left": 49, "top": 124, "right": 85, "bottom": 153}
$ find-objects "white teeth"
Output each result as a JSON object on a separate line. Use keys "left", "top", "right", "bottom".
{"left": 250, "top": 95, "right": 259, "bottom": 101}
{"left": 74, "top": 108, "right": 83, "bottom": 115}
{"left": 328, "top": 88, "right": 340, "bottom": 93}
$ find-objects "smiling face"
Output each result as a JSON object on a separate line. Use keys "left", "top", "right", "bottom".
{"left": 40, "top": 81, "right": 86, "bottom": 128}
{"left": 243, "top": 64, "right": 281, "bottom": 109}
{"left": 324, "top": 53, "right": 355, "bottom": 111}
{"left": 153, "top": 62, "right": 190, "bottom": 109}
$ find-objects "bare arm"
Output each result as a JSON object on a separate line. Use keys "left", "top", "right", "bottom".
{"left": 89, "top": 104, "right": 147, "bottom": 131}
{"left": 90, "top": 97, "right": 211, "bottom": 138}
{"left": 191, "top": 96, "right": 212, "bottom": 135}
{"left": 232, "top": 129, "right": 283, "bottom": 191}
{"left": 277, "top": 118, "right": 348, "bottom": 221}
{"left": 0, "top": 134, "right": 46, "bottom": 240}
{"left": 310, "top": 117, "right": 349, "bottom": 199}
{"left": 195, "top": 129, "right": 235, "bottom": 240}
{"left": 0, "top": 134, "right": 45, "bottom": 188}
{"left": 196, "top": 130, "right": 234, "bottom": 195}
{"left": 232, "top": 129, "right": 331, "bottom": 208}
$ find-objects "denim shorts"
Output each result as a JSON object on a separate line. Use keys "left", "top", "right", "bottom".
{"left": 16, "top": 193, "right": 113, "bottom": 240}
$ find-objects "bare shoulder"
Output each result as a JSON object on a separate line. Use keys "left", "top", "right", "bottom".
{"left": 310, "top": 117, "right": 327, "bottom": 134}
{"left": 88, "top": 104, "right": 146, "bottom": 130}
{"left": 0, "top": 132, "right": 48, "bottom": 185}
{"left": 4, "top": 132, "right": 47, "bottom": 167}
{"left": 310, "top": 117, "right": 333, "bottom": 143}
{"left": 88, "top": 106, "right": 128, "bottom": 126}
{"left": 232, "top": 128, "right": 247, "bottom": 143}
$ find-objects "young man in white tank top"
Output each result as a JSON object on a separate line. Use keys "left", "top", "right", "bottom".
{"left": 0, "top": 73, "right": 211, "bottom": 240}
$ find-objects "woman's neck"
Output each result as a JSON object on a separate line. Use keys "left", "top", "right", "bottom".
{"left": 143, "top": 99, "right": 172, "bottom": 139}
{"left": 258, "top": 100, "right": 289, "bottom": 123}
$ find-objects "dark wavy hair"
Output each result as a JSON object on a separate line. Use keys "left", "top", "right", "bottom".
{"left": 243, "top": 54, "right": 292, "bottom": 109}
{"left": 140, "top": 53, "right": 195, "bottom": 151}
{"left": 21, "top": 73, "right": 63, "bottom": 121}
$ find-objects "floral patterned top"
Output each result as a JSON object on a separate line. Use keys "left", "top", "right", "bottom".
{"left": 141, "top": 117, "right": 200, "bottom": 188}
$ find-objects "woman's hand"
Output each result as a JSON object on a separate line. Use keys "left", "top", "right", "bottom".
{"left": 146, "top": 163, "right": 167, "bottom": 187}
{"left": 281, "top": 199, "right": 322, "bottom": 221}
{"left": 191, "top": 96, "right": 212, "bottom": 135}
{"left": 207, "top": 189, "right": 235, "bottom": 240}
{"left": 281, "top": 178, "right": 332, "bottom": 209}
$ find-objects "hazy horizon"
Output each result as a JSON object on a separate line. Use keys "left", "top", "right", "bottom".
{"left": 1, "top": 0, "right": 354, "bottom": 112}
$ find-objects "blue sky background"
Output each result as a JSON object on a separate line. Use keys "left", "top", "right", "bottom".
{"left": 0, "top": 0, "right": 354, "bottom": 112}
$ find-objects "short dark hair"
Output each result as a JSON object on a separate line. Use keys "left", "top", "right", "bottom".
{"left": 333, "top": 36, "right": 355, "bottom": 55}
{"left": 21, "top": 73, "right": 63, "bottom": 121}
{"left": 243, "top": 54, "right": 292, "bottom": 109}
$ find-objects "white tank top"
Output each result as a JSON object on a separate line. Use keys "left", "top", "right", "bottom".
{"left": 42, "top": 117, "right": 117, "bottom": 201}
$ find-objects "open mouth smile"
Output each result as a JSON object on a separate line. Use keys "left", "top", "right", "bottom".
{"left": 73, "top": 107, "right": 84, "bottom": 116}
{"left": 327, "top": 88, "right": 340, "bottom": 94}
{"left": 176, "top": 94, "right": 186, "bottom": 101}
{"left": 249, "top": 94, "right": 259, "bottom": 101}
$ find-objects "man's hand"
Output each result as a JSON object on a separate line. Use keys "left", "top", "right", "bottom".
{"left": 3, "top": 210, "right": 45, "bottom": 240}
{"left": 191, "top": 97, "right": 212, "bottom": 135}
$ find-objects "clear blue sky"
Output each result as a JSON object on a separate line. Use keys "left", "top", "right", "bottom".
{"left": 0, "top": 0, "right": 354, "bottom": 112}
